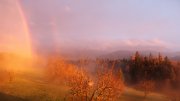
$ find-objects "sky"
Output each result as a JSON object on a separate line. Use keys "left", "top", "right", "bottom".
{"left": 0, "top": 0, "right": 180, "bottom": 55}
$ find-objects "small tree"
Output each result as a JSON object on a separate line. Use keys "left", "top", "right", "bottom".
{"left": 92, "top": 68, "right": 124, "bottom": 101}
{"left": 65, "top": 67, "right": 124, "bottom": 101}
{"left": 137, "top": 80, "right": 155, "bottom": 98}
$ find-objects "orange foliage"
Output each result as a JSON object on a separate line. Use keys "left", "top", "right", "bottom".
{"left": 65, "top": 67, "right": 124, "bottom": 101}
{"left": 45, "top": 57, "right": 124, "bottom": 101}
{"left": 45, "top": 57, "right": 78, "bottom": 83}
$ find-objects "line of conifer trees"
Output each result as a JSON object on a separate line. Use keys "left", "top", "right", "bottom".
{"left": 124, "top": 51, "right": 175, "bottom": 85}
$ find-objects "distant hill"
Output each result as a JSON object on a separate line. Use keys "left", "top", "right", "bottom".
{"left": 38, "top": 49, "right": 180, "bottom": 60}
{"left": 57, "top": 49, "right": 109, "bottom": 60}
{"left": 99, "top": 50, "right": 180, "bottom": 60}
{"left": 99, "top": 50, "right": 133, "bottom": 59}
{"left": 171, "top": 56, "right": 180, "bottom": 61}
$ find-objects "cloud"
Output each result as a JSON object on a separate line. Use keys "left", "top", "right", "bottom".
{"left": 122, "top": 39, "right": 167, "bottom": 47}
{"left": 87, "top": 38, "right": 172, "bottom": 52}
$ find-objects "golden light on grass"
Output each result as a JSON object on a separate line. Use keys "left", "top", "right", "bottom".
{"left": 0, "top": 0, "right": 35, "bottom": 71}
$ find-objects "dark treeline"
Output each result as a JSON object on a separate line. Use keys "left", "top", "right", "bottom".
{"left": 95, "top": 51, "right": 180, "bottom": 90}
{"left": 126, "top": 52, "right": 174, "bottom": 83}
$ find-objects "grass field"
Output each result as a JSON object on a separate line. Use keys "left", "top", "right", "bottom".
{"left": 0, "top": 68, "right": 170, "bottom": 101}
{"left": 120, "top": 87, "right": 169, "bottom": 101}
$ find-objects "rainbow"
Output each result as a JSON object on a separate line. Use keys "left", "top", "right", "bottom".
{"left": 0, "top": 0, "right": 35, "bottom": 71}
{"left": 15, "top": 0, "right": 33, "bottom": 58}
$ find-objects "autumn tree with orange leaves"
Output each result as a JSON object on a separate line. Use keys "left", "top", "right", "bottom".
{"left": 65, "top": 67, "right": 124, "bottom": 101}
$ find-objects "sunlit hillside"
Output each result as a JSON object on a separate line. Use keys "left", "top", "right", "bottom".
{"left": 0, "top": 0, "right": 180, "bottom": 101}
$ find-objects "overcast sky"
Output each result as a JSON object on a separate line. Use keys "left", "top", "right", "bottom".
{"left": 1, "top": 0, "right": 180, "bottom": 54}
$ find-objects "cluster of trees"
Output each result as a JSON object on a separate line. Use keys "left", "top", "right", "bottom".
{"left": 96, "top": 52, "right": 180, "bottom": 98}
{"left": 96, "top": 52, "right": 180, "bottom": 89}
{"left": 46, "top": 57, "right": 124, "bottom": 101}
{"left": 120, "top": 52, "right": 180, "bottom": 99}
{"left": 125, "top": 52, "right": 175, "bottom": 84}
{"left": 46, "top": 53, "right": 180, "bottom": 100}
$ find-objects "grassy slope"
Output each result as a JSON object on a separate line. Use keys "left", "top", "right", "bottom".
{"left": 0, "top": 68, "right": 67, "bottom": 101}
{"left": 120, "top": 88, "right": 169, "bottom": 101}
{"left": 0, "top": 68, "right": 169, "bottom": 101}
